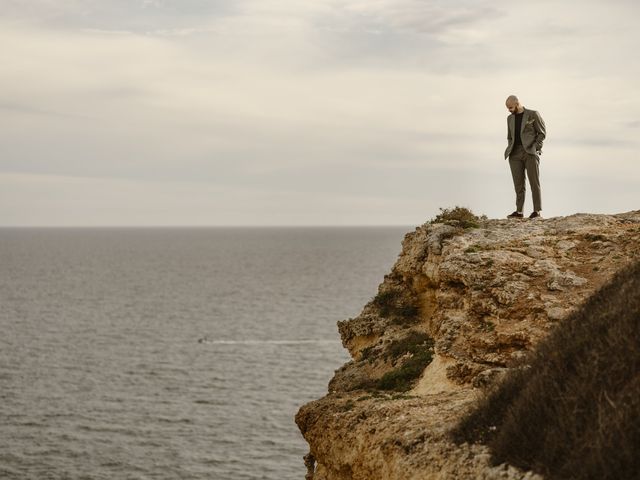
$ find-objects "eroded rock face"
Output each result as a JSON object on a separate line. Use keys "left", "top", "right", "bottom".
{"left": 296, "top": 211, "right": 640, "bottom": 479}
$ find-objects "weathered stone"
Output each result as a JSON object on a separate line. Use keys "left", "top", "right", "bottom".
{"left": 555, "top": 239, "right": 577, "bottom": 252}
{"left": 545, "top": 306, "right": 568, "bottom": 321}
{"left": 296, "top": 210, "right": 640, "bottom": 480}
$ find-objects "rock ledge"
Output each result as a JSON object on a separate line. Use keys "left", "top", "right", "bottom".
{"left": 296, "top": 211, "right": 640, "bottom": 480}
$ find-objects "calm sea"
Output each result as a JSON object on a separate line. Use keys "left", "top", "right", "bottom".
{"left": 0, "top": 227, "right": 408, "bottom": 479}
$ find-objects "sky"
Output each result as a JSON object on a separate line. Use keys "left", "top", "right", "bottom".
{"left": 1, "top": 0, "right": 639, "bottom": 226}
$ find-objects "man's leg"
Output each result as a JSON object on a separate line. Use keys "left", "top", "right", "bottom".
{"left": 525, "top": 154, "right": 542, "bottom": 212}
{"left": 509, "top": 148, "right": 527, "bottom": 212}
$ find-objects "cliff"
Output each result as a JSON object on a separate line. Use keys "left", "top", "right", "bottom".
{"left": 295, "top": 211, "right": 640, "bottom": 480}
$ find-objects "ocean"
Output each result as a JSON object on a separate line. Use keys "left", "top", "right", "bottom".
{"left": 0, "top": 226, "right": 408, "bottom": 479}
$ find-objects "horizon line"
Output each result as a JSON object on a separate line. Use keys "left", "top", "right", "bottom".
{"left": 0, "top": 224, "right": 418, "bottom": 229}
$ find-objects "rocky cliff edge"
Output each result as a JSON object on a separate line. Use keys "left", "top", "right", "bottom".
{"left": 295, "top": 211, "right": 640, "bottom": 480}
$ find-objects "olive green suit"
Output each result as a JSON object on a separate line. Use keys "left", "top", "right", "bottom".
{"left": 505, "top": 108, "right": 546, "bottom": 213}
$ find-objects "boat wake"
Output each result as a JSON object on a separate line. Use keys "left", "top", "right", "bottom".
{"left": 197, "top": 338, "right": 340, "bottom": 345}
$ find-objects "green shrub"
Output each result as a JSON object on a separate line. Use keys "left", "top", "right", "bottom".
{"left": 372, "top": 290, "right": 396, "bottom": 305}
{"left": 430, "top": 206, "right": 486, "bottom": 229}
{"left": 372, "top": 289, "right": 419, "bottom": 324}
{"left": 397, "top": 304, "right": 419, "bottom": 317}
{"left": 376, "top": 331, "right": 435, "bottom": 392}
{"left": 377, "top": 349, "right": 434, "bottom": 391}
{"left": 385, "top": 330, "right": 432, "bottom": 360}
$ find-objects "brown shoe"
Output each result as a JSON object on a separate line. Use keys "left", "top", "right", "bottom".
{"left": 507, "top": 211, "right": 524, "bottom": 219}
{"left": 529, "top": 211, "right": 542, "bottom": 219}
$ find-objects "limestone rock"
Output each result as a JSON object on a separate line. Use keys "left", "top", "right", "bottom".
{"left": 296, "top": 211, "right": 640, "bottom": 479}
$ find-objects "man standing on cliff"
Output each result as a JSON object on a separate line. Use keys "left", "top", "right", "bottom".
{"left": 504, "top": 95, "right": 546, "bottom": 219}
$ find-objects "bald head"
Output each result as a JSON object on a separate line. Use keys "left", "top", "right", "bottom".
{"left": 505, "top": 95, "right": 523, "bottom": 114}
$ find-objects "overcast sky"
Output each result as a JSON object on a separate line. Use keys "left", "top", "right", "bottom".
{"left": 1, "top": 0, "right": 638, "bottom": 226}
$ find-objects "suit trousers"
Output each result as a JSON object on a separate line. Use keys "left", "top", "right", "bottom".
{"left": 509, "top": 145, "right": 542, "bottom": 212}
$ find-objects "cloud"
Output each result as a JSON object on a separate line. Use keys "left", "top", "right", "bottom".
{"left": 338, "top": 0, "right": 499, "bottom": 37}
{"left": 0, "top": 101, "right": 91, "bottom": 119}
{"left": 1, "top": 0, "right": 238, "bottom": 32}
{"left": 1, "top": 1, "right": 639, "bottom": 225}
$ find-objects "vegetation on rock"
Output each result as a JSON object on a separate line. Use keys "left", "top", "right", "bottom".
{"left": 429, "top": 206, "right": 487, "bottom": 229}
{"left": 372, "top": 289, "right": 419, "bottom": 325}
{"left": 453, "top": 260, "right": 640, "bottom": 480}
{"left": 377, "top": 330, "right": 434, "bottom": 391}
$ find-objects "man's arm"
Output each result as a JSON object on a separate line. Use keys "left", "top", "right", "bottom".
{"left": 533, "top": 110, "right": 546, "bottom": 152}
{"left": 507, "top": 118, "right": 512, "bottom": 143}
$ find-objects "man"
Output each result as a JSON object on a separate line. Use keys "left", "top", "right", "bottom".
{"left": 504, "top": 95, "right": 546, "bottom": 219}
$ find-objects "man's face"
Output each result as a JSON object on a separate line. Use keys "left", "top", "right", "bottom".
{"left": 506, "top": 102, "right": 519, "bottom": 114}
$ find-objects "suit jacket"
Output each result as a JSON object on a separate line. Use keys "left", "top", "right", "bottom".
{"left": 504, "top": 107, "right": 546, "bottom": 159}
